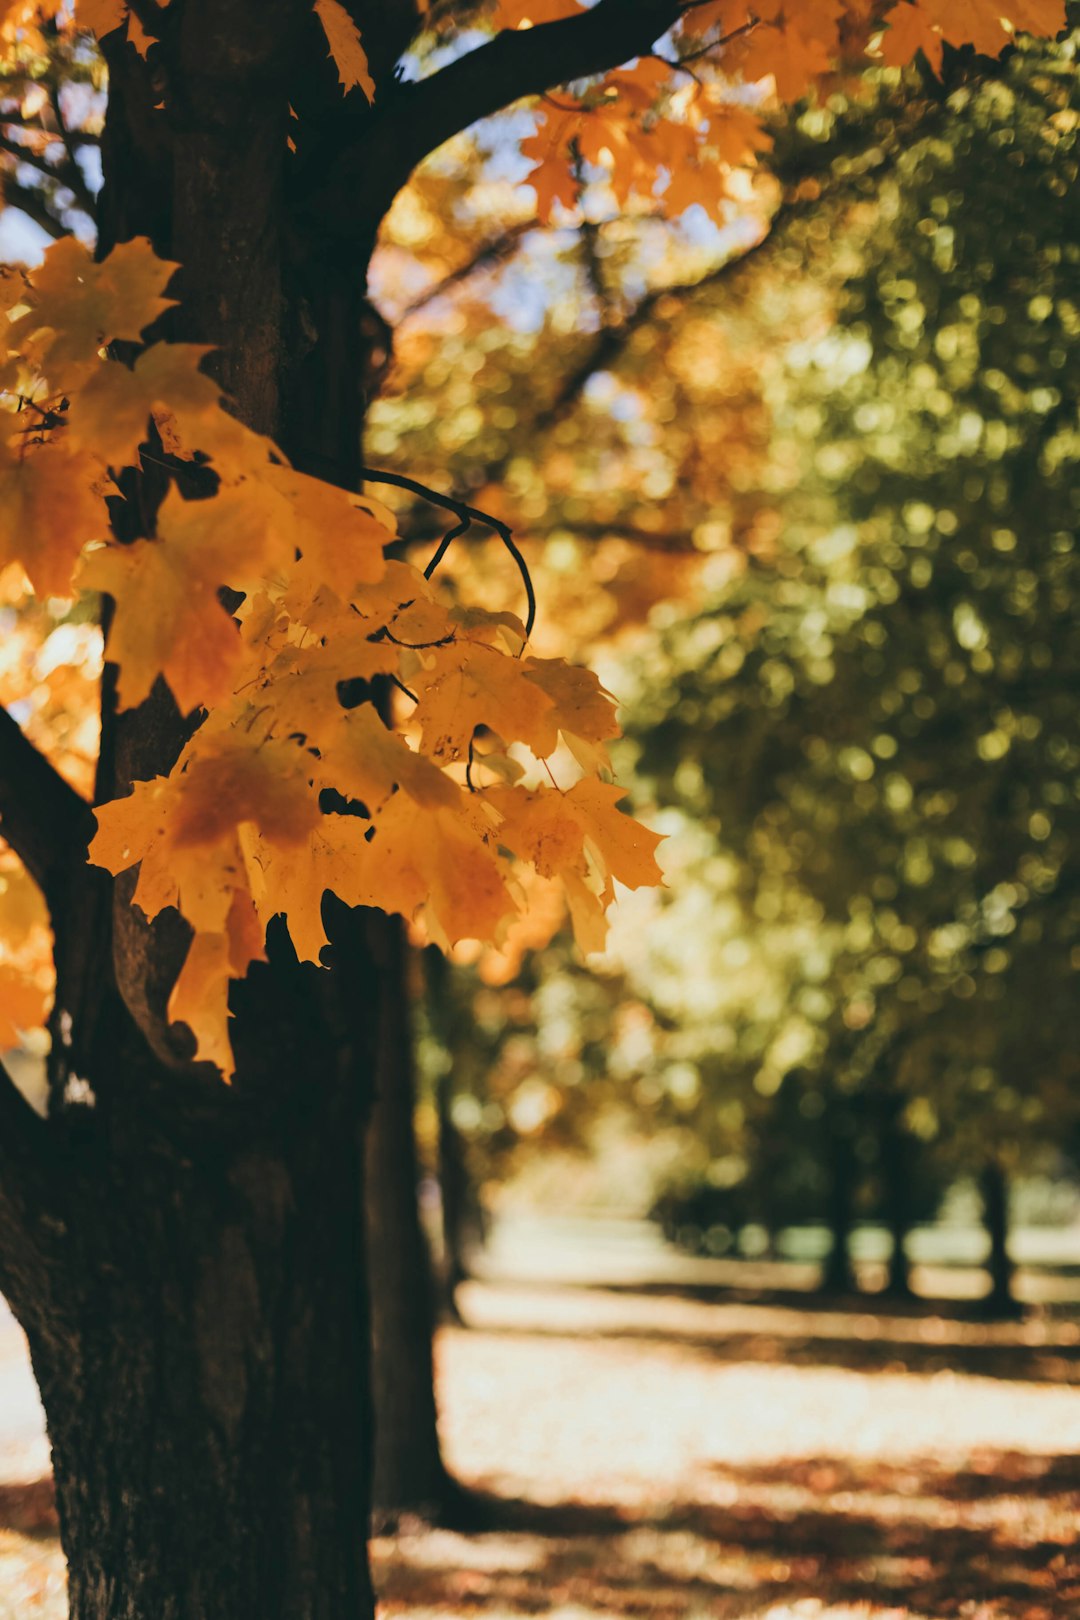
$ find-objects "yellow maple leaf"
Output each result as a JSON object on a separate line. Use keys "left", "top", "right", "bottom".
{"left": 166, "top": 888, "right": 267, "bottom": 1079}
{"left": 412, "top": 641, "right": 559, "bottom": 763}
{"left": 241, "top": 813, "right": 364, "bottom": 965}
{"left": 489, "top": 778, "right": 663, "bottom": 905}
{"left": 248, "top": 640, "right": 401, "bottom": 749}
{"left": 171, "top": 744, "right": 321, "bottom": 851}
{"left": 0, "top": 431, "right": 105, "bottom": 597}
{"left": 257, "top": 463, "right": 390, "bottom": 598}
{"left": 319, "top": 702, "right": 461, "bottom": 812}
{"left": 67, "top": 344, "right": 221, "bottom": 470}
{"left": 521, "top": 656, "right": 619, "bottom": 748}
{"left": 10, "top": 237, "right": 178, "bottom": 377}
{"left": 357, "top": 793, "right": 512, "bottom": 946}
{"left": 314, "top": 0, "right": 375, "bottom": 100}
{"left": 566, "top": 777, "right": 664, "bottom": 892}
{"left": 79, "top": 484, "right": 275, "bottom": 713}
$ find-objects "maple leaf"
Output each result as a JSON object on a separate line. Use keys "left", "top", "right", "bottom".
{"left": 9, "top": 237, "right": 178, "bottom": 376}
{"left": 314, "top": 0, "right": 375, "bottom": 100}
{"left": 90, "top": 738, "right": 318, "bottom": 1043}
{"left": 494, "top": 0, "right": 585, "bottom": 25}
{"left": 412, "top": 641, "right": 560, "bottom": 762}
{"left": 878, "top": 1, "right": 944, "bottom": 71}
{"left": 170, "top": 745, "right": 321, "bottom": 852}
{"left": 247, "top": 639, "right": 401, "bottom": 750}
{"left": 878, "top": 0, "right": 1065, "bottom": 70}
{"left": 79, "top": 484, "right": 275, "bottom": 713}
{"left": 737, "top": 18, "right": 836, "bottom": 102}
{"left": 521, "top": 656, "right": 620, "bottom": 749}
{"left": 318, "top": 703, "right": 462, "bottom": 813}
{"left": 166, "top": 891, "right": 266, "bottom": 1079}
{"left": 567, "top": 777, "right": 665, "bottom": 893}
{"left": 76, "top": 0, "right": 126, "bottom": 39}
{"left": 0, "top": 430, "right": 105, "bottom": 597}
{"left": 1002, "top": 0, "right": 1067, "bottom": 34}
{"left": 90, "top": 735, "right": 321, "bottom": 1067}
{"left": 67, "top": 344, "right": 222, "bottom": 471}
{"left": 354, "top": 792, "right": 513, "bottom": 947}
{"left": 240, "top": 813, "right": 365, "bottom": 965}
{"left": 0, "top": 266, "right": 27, "bottom": 315}
{"left": 485, "top": 778, "right": 664, "bottom": 952}
{"left": 256, "top": 463, "right": 390, "bottom": 598}
{"left": 521, "top": 109, "right": 580, "bottom": 221}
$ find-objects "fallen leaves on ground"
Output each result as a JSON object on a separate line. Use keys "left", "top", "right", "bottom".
{"left": 2, "top": 1271, "right": 1080, "bottom": 1617}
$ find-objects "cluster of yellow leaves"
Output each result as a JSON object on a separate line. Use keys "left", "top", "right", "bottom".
{"left": 512, "top": 0, "right": 1066, "bottom": 222}
{"left": 0, "top": 238, "right": 662, "bottom": 1073}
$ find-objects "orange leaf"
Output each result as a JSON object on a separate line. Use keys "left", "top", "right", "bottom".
{"left": 314, "top": 0, "right": 375, "bottom": 100}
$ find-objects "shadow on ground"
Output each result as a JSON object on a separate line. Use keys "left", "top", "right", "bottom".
{"left": 377, "top": 1449, "right": 1080, "bottom": 1619}
{"left": 464, "top": 1279, "right": 1080, "bottom": 1385}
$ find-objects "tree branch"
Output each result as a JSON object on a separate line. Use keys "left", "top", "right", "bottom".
{"left": 0, "top": 1053, "right": 66, "bottom": 1327}
{"left": 0, "top": 708, "right": 96, "bottom": 925}
{"left": 401, "top": 219, "right": 538, "bottom": 317}
{"left": 308, "top": 0, "right": 685, "bottom": 240}
{"left": 0, "top": 174, "right": 69, "bottom": 238}
{"left": 360, "top": 465, "right": 537, "bottom": 638}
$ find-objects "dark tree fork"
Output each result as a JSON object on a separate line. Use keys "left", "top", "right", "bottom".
{"left": 0, "top": 2, "right": 691, "bottom": 1615}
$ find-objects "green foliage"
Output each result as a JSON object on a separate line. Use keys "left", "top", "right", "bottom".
{"left": 630, "top": 27, "right": 1080, "bottom": 1179}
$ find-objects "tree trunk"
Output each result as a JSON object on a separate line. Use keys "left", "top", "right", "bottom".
{"left": 436, "top": 1066, "right": 473, "bottom": 1318}
{"left": 1, "top": 7, "right": 424, "bottom": 1612}
{"left": 980, "top": 1160, "right": 1018, "bottom": 1318}
{"left": 426, "top": 947, "right": 478, "bottom": 1320}
{"left": 821, "top": 1111, "right": 858, "bottom": 1295}
{"left": 881, "top": 1106, "right": 914, "bottom": 1300}
{"left": 366, "top": 922, "right": 448, "bottom": 1526}
{"left": 25, "top": 1072, "right": 373, "bottom": 1620}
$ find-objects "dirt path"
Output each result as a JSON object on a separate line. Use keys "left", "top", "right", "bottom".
{"left": 2, "top": 1284, "right": 1080, "bottom": 1616}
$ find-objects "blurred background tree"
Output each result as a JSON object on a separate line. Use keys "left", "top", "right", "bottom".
{"left": 365, "top": 18, "right": 1080, "bottom": 1322}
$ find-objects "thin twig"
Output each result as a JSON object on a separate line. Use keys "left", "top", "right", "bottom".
{"left": 359, "top": 466, "right": 537, "bottom": 641}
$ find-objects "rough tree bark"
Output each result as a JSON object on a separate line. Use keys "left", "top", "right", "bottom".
{"left": 0, "top": 1, "right": 691, "bottom": 1612}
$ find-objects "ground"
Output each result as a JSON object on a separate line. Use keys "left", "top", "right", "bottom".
{"left": 1, "top": 1217, "right": 1080, "bottom": 1618}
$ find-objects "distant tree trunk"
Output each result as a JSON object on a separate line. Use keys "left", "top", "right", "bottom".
{"left": 425, "top": 947, "right": 477, "bottom": 1320}
{"left": 881, "top": 1105, "right": 914, "bottom": 1299}
{"left": 436, "top": 1066, "right": 471, "bottom": 1320}
{"left": 822, "top": 1113, "right": 858, "bottom": 1294}
{"left": 980, "top": 1160, "right": 1018, "bottom": 1317}
{"left": 365, "top": 920, "right": 448, "bottom": 1526}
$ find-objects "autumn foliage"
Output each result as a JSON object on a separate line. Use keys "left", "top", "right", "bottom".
{"left": 0, "top": 0, "right": 1066, "bottom": 1077}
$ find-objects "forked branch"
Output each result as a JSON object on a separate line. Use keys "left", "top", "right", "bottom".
{"left": 311, "top": 0, "right": 687, "bottom": 237}
{"left": 360, "top": 466, "right": 537, "bottom": 639}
